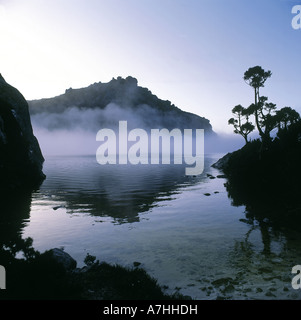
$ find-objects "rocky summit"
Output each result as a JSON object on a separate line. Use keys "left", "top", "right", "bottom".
{"left": 0, "top": 74, "right": 45, "bottom": 192}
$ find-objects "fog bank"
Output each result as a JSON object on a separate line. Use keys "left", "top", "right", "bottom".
{"left": 31, "top": 103, "right": 245, "bottom": 156}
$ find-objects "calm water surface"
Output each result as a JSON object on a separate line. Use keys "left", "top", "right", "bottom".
{"left": 20, "top": 154, "right": 301, "bottom": 299}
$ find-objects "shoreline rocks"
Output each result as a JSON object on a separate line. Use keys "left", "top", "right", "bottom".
{"left": 211, "top": 152, "right": 232, "bottom": 171}
{"left": 48, "top": 248, "right": 77, "bottom": 270}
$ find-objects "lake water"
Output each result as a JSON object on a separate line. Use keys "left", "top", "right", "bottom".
{"left": 19, "top": 154, "right": 301, "bottom": 299}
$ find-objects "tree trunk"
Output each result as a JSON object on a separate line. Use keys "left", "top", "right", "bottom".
{"left": 254, "top": 87, "right": 264, "bottom": 139}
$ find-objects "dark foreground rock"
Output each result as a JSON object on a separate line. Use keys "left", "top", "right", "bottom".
{"left": 0, "top": 74, "right": 45, "bottom": 191}
{"left": 48, "top": 248, "right": 77, "bottom": 270}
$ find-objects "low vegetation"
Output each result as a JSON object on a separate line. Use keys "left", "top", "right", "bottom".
{"left": 0, "top": 242, "right": 189, "bottom": 300}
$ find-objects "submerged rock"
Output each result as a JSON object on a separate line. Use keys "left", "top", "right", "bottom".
{"left": 0, "top": 74, "right": 45, "bottom": 191}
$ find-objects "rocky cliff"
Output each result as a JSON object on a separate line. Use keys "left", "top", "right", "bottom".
{"left": 0, "top": 74, "right": 45, "bottom": 191}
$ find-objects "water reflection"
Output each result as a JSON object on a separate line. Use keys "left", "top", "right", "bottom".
{"left": 36, "top": 156, "right": 210, "bottom": 224}
{"left": 0, "top": 190, "right": 85, "bottom": 300}
{"left": 224, "top": 166, "right": 301, "bottom": 234}
{"left": 0, "top": 190, "right": 38, "bottom": 296}
{"left": 0, "top": 191, "right": 32, "bottom": 255}
{"left": 218, "top": 171, "right": 301, "bottom": 299}
{"left": 220, "top": 219, "right": 301, "bottom": 299}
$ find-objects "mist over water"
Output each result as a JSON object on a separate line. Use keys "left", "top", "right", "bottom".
{"left": 31, "top": 103, "right": 244, "bottom": 156}
{"left": 205, "top": 133, "right": 244, "bottom": 154}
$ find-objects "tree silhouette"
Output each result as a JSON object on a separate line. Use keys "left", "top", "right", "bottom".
{"left": 246, "top": 96, "right": 278, "bottom": 143}
{"left": 229, "top": 66, "right": 300, "bottom": 151}
{"left": 243, "top": 66, "right": 272, "bottom": 144}
{"left": 276, "top": 106, "right": 300, "bottom": 130}
{"left": 228, "top": 104, "right": 255, "bottom": 144}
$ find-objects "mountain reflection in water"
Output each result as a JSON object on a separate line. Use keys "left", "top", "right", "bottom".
{"left": 35, "top": 155, "right": 203, "bottom": 224}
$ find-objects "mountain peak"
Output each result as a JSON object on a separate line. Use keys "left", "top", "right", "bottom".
{"left": 28, "top": 77, "right": 214, "bottom": 134}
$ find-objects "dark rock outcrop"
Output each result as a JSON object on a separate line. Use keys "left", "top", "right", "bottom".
{"left": 0, "top": 74, "right": 45, "bottom": 191}
{"left": 211, "top": 152, "right": 232, "bottom": 171}
{"left": 47, "top": 248, "right": 77, "bottom": 270}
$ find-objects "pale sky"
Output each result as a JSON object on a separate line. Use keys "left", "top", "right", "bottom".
{"left": 0, "top": 0, "right": 301, "bottom": 133}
